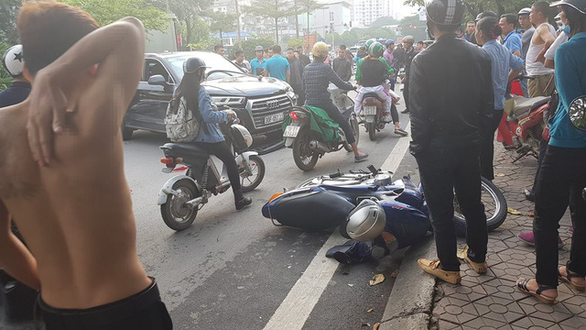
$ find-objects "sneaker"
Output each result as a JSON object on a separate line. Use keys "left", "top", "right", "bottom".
{"left": 518, "top": 231, "right": 564, "bottom": 249}
{"left": 382, "top": 115, "right": 392, "bottom": 123}
{"left": 394, "top": 128, "right": 409, "bottom": 136}
{"left": 400, "top": 108, "right": 410, "bottom": 114}
{"left": 524, "top": 189, "right": 535, "bottom": 202}
{"left": 417, "top": 258, "right": 461, "bottom": 284}
{"left": 354, "top": 153, "right": 369, "bottom": 163}
{"left": 235, "top": 196, "right": 252, "bottom": 210}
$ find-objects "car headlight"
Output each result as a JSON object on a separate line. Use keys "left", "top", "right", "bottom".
{"left": 285, "top": 86, "right": 296, "bottom": 99}
{"left": 212, "top": 96, "right": 245, "bottom": 106}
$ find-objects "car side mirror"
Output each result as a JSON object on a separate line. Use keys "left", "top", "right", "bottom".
{"left": 569, "top": 96, "right": 586, "bottom": 132}
{"left": 148, "top": 75, "right": 167, "bottom": 86}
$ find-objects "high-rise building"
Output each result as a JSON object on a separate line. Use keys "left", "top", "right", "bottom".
{"left": 352, "top": 0, "right": 393, "bottom": 27}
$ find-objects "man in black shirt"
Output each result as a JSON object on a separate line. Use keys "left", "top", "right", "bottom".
{"left": 296, "top": 46, "right": 311, "bottom": 68}
{"left": 411, "top": 0, "right": 492, "bottom": 284}
{"left": 0, "top": 44, "right": 31, "bottom": 108}
{"left": 287, "top": 48, "right": 304, "bottom": 105}
{"left": 332, "top": 45, "right": 352, "bottom": 82}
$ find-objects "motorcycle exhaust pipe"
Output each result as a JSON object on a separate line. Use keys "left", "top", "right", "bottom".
{"left": 309, "top": 140, "right": 330, "bottom": 153}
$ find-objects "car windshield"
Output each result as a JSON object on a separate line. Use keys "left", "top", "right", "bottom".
{"left": 166, "top": 52, "right": 246, "bottom": 80}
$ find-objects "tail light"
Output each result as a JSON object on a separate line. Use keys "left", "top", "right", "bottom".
{"left": 160, "top": 157, "right": 182, "bottom": 168}
{"left": 290, "top": 112, "right": 300, "bottom": 120}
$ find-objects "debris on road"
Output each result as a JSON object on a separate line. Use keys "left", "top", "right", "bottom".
{"left": 390, "top": 270, "right": 398, "bottom": 278}
{"left": 369, "top": 274, "right": 385, "bottom": 286}
{"left": 367, "top": 308, "right": 374, "bottom": 313}
{"left": 456, "top": 245, "right": 469, "bottom": 260}
{"left": 373, "top": 323, "right": 380, "bottom": 330}
{"left": 507, "top": 207, "right": 522, "bottom": 215}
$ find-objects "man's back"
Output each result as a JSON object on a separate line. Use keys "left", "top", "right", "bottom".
{"left": 409, "top": 35, "right": 493, "bottom": 154}
{"left": 0, "top": 14, "right": 151, "bottom": 311}
{"left": 332, "top": 57, "right": 352, "bottom": 81}
{"left": 266, "top": 55, "right": 289, "bottom": 81}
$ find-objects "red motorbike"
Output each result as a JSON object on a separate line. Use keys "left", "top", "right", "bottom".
{"left": 505, "top": 75, "right": 551, "bottom": 162}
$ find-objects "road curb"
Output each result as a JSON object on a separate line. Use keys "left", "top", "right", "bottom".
{"left": 379, "top": 236, "right": 437, "bottom": 330}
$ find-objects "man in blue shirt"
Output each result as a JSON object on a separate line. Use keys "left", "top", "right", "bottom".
{"left": 265, "top": 45, "right": 290, "bottom": 82}
{"left": 249, "top": 45, "right": 267, "bottom": 76}
{"left": 499, "top": 14, "right": 523, "bottom": 57}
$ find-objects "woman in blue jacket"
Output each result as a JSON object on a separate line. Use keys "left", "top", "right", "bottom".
{"left": 516, "top": 0, "right": 586, "bottom": 304}
{"left": 173, "top": 57, "right": 252, "bottom": 210}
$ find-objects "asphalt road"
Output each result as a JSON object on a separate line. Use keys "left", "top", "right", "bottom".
{"left": 124, "top": 101, "right": 410, "bottom": 330}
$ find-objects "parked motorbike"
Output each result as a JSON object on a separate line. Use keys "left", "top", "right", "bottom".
{"left": 262, "top": 166, "right": 508, "bottom": 240}
{"left": 283, "top": 84, "right": 360, "bottom": 171}
{"left": 157, "top": 118, "right": 265, "bottom": 231}
{"left": 505, "top": 75, "right": 551, "bottom": 162}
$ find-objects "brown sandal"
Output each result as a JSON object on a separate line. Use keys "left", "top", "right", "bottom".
{"left": 516, "top": 278, "right": 557, "bottom": 304}
{"left": 559, "top": 268, "right": 586, "bottom": 291}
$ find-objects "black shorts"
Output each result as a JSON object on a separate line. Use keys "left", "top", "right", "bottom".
{"left": 37, "top": 278, "right": 172, "bottom": 330}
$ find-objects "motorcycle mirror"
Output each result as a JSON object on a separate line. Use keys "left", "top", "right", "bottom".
{"left": 569, "top": 96, "right": 586, "bottom": 132}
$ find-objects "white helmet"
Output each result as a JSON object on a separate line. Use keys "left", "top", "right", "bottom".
{"left": 344, "top": 200, "right": 386, "bottom": 242}
{"left": 2, "top": 45, "right": 24, "bottom": 77}
{"left": 229, "top": 123, "right": 253, "bottom": 149}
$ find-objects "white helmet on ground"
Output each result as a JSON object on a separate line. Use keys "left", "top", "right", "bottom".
{"left": 344, "top": 199, "right": 386, "bottom": 241}
{"left": 2, "top": 45, "right": 24, "bottom": 77}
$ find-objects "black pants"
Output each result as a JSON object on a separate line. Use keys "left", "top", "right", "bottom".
{"left": 38, "top": 279, "right": 172, "bottom": 330}
{"left": 307, "top": 100, "right": 356, "bottom": 145}
{"left": 403, "top": 78, "right": 410, "bottom": 112}
{"left": 529, "top": 139, "right": 549, "bottom": 197}
{"left": 534, "top": 145, "right": 586, "bottom": 287}
{"left": 416, "top": 141, "right": 488, "bottom": 271}
{"left": 480, "top": 110, "right": 504, "bottom": 180}
{"left": 195, "top": 141, "right": 243, "bottom": 200}
{"left": 292, "top": 84, "right": 305, "bottom": 106}
{"left": 390, "top": 103, "right": 399, "bottom": 124}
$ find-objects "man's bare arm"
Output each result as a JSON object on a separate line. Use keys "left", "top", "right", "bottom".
{"left": 536, "top": 26, "right": 556, "bottom": 63}
{"left": 0, "top": 200, "right": 40, "bottom": 290}
{"left": 27, "top": 17, "right": 145, "bottom": 166}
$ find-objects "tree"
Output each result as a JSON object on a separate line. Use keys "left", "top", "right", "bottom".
{"left": 241, "top": 36, "right": 274, "bottom": 60}
{"left": 399, "top": 14, "right": 427, "bottom": 42}
{"left": 371, "top": 16, "right": 399, "bottom": 28}
{"left": 61, "top": 0, "right": 168, "bottom": 32}
{"left": 0, "top": 41, "right": 13, "bottom": 91}
{"left": 287, "top": 37, "right": 305, "bottom": 49}
{"left": 153, "top": 0, "right": 212, "bottom": 48}
{"left": 185, "top": 16, "right": 212, "bottom": 50}
{"left": 403, "top": 0, "right": 536, "bottom": 19}
{"left": 295, "top": 0, "right": 324, "bottom": 39}
{"left": 0, "top": 0, "right": 20, "bottom": 45}
{"left": 207, "top": 11, "right": 238, "bottom": 46}
{"left": 245, "top": 0, "right": 295, "bottom": 44}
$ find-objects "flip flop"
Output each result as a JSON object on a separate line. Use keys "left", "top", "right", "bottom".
{"left": 559, "top": 268, "right": 586, "bottom": 291}
{"left": 516, "top": 278, "right": 557, "bottom": 304}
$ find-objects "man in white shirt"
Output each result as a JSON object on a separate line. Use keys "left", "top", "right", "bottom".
{"left": 526, "top": 1, "right": 556, "bottom": 97}
{"left": 232, "top": 49, "right": 251, "bottom": 73}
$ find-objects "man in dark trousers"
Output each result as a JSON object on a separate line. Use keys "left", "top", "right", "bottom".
{"left": 410, "top": 0, "right": 493, "bottom": 284}
{"left": 296, "top": 46, "right": 311, "bottom": 67}
{"left": 332, "top": 45, "right": 352, "bottom": 82}
{"left": 400, "top": 35, "right": 418, "bottom": 114}
{"left": 287, "top": 47, "right": 304, "bottom": 105}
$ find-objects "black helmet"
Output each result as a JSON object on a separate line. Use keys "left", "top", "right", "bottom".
{"left": 426, "top": 0, "right": 465, "bottom": 26}
{"left": 551, "top": 0, "right": 586, "bottom": 15}
{"left": 183, "top": 57, "right": 208, "bottom": 75}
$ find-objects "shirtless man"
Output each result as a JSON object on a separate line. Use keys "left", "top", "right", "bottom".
{"left": 0, "top": 2, "right": 171, "bottom": 329}
{"left": 526, "top": 1, "right": 556, "bottom": 97}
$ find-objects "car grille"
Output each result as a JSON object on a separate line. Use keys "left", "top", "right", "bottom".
{"left": 249, "top": 95, "right": 292, "bottom": 129}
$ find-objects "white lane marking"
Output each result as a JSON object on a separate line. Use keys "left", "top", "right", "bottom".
{"left": 263, "top": 122, "right": 412, "bottom": 330}
{"left": 381, "top": 122, "right": 412, "bottom": 174}
{"left": 263, "top": 233, "right": 348, "bottom": 330}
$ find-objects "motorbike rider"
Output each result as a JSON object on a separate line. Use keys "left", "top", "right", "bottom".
{"left": 400, "top": 35, "right": 417, "bottom": 114}
{"left": 354, "top": 42, "right": 408, "bottom": 137}
{"left": 172, "top": 57, "right": 252, "bottom": 210}
{"left": 302, "top": 42, "right": 369, "bottom": 163}
{"left": 0, "top": 45, "right": 31, "bottom": 108}
{"left": 411, "top": 0, "right": 493, "bottom": 284}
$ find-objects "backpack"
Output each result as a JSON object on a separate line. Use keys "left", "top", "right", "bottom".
{"left": 164, "top": 96, "right": 201, "bottom": 142}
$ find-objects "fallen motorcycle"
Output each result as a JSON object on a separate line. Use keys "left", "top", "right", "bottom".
{"left": 262, "top": 166, "right": 507, "bottom": 243}
{"left": 157, "top": 118, "right": 265, "bottom": 231}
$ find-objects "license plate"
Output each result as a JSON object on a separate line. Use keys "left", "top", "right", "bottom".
{"left": 364, "top": 106, "right": 377, "bottom": 116}
{"left": 264, "top": 112, "right": 284, "bottom": 124}
{"left": 283, "top": 125, "right": 300, "bottom": 138}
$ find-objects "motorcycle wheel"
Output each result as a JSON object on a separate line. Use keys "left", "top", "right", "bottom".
{"left": 367, "top": 122, "right": 376, "bottom": 141}
{"left": 453, "top": 177, "right": 507, "bottom": 233}
{"left": 343, "top": 115, "right": 360, "bottom": 152}
{"left": 240, "top": 155, "right": 265, "bottom": 192}
{"left": 293, "top": 129, "right": 319, "bottom": 171}
{"left": 160, "top": 179, "right": 200, "bottom": 231}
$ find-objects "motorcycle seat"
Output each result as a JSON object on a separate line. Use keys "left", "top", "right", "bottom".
{"left": 363, "top": 93, "right": 385, "bottom": 102}
{"left": 512, "top": 96, "right": 550, "bottom": 118}
{"left": 161, "top": 143, "right": 210, "bottom": 158}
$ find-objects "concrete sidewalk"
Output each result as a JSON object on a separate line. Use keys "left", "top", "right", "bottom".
{"left": 380, "top": 143, "right": 586, "bottom": 330}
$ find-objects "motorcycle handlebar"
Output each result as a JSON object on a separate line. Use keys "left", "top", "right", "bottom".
{"left": 329, "top": 172, "right": 342, "bottom": 179}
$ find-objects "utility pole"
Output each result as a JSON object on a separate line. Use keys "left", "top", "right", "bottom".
{"left": 235, "top": 0, "right": 242, "bottom": 47}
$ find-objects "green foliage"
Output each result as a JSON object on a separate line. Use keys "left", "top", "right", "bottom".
{"left": 287, "top": 37, "right": 306, "bottom": 50}
{"left": 0, "top": 41, "right": 13, "bottom": 91}
{"left": 181, "top": 16, "right": 212, "bottom": 50}
{"left": 0, "top": 0, "right": 20, "bottom": 44}
{"left": 370, "top": 16, "right": 400, "bottom": 28}
{"left": 399, "top": 15, "right": 427, "bottom": 42}
{"left": 60, "top": 0, "right": 168, "bottom": 32}
{"left": 240, "top": 36, "right": 275, "bottom": 60}
{"left": 403, "top": 0, "right": 537, "bottom": 19}
{"left": 334, "top": 26, "right": 397, "bottom": 47}
{"left": 245, "top": 0, "right": 295, "bottom": 42}
{"left": 206, "top": 11, "right": 238, "bottom": 37}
